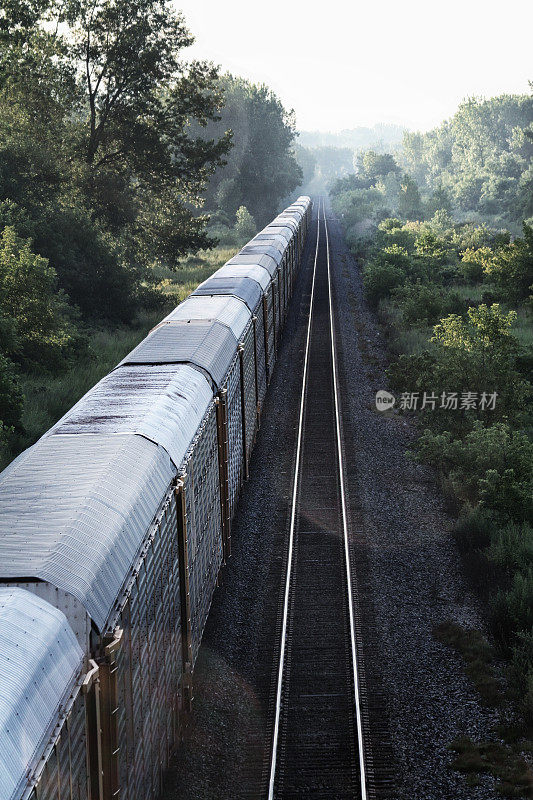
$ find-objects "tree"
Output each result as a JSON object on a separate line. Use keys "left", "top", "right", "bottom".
{"left": 234, "top": 206, "right": 256, "bottom": 242}
{"left": 398, "top": 174, "right": 423, "bottom": 220}
{"left": 0, "top": 0, "right": 234, "bottom": 319}
{"left": 201, "top": 76, "right": 302, "bottom": 225}
{"left": 0, "top": 226, "right": 82, "bottom": 370}
{"left": 356, "top": 150, "right": 400, "bottom": 182}
{"left": 397, "top": 93, "right": 533, "bottom": 227}
{"left": 481, "top": 223, "right": 533, "bottom": 302}
{"left": 64, "top": 0, "right": 232, "bottom": 257}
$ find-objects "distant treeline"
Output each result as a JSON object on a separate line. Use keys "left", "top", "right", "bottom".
{"left": 310, "top": 91, "right": 533, "bottom": 231}
{"left": 399, "top": 93, "right": 533, "bottom": 229}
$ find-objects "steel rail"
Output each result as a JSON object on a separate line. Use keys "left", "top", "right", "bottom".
{"left": 267, "top": 198, "right": 321, "bottom": 800}
{"left": 267, "top": 198, "right": 368, "bottom": 799}
{"left": 324, "top": 203, "right": 368, "bottom": 800}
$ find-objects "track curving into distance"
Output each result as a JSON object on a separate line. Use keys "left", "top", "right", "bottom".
{"left": 266, "top": 200, "right": 368, "bottom": 800}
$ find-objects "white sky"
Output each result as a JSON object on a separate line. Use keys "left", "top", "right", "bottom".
{"left": 174, "top": 0, "right": 532, "bottom": 133}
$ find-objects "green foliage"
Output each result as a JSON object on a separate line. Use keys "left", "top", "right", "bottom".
{"left": 398, "top": 174, "right": 423, "bottom": 220}
{"left": 460, "top": 246, "right": 492, "bottom": 283}
{"left": 0, "top": 352, "right": 22, "bottom": 429}
{"left": 398, "top": 94, "right": 533, "bottom": 228}
{"left": 355, "top": 150, "right": 400, "bottom": 182}
{"left": 363, "top": 262, "right": 405, "bottom": 307}
{"left": 0, "top": 226, "right": 83, "bottom": 369}
{"left": 481, "top": 223, "right": 533, "bottom": 302}
{"left": 414, "top": 423, "right": 533, "bottom": 521}
{"left": 234, "top": 206, "right": 256, "bottom": 242}
{"left": 392, "top": 281, "right": 463, "bottom": 326}
{"left": 201, "top": 75, "right": 302, "bottom": 226}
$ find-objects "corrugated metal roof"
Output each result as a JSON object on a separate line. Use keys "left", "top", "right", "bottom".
{"left": 261, "top": 225, "right": 292, "bottom": 242}
{"left": 0, "top": 588, "right": 83, "bottom": 800}
{"left": 215, "top": 263, "right": 271, "bottom": 292}
{"left": 240, "top": 244, "right": 283, "bottom": 266}
{"left": 252, "top": 235, "right": 286, "bottom": 254}
{"left": 0, "top": 434, "right": 175, "bottom": 631}
{"left": 192, "top": 275, "right": 262, "bottom": 313}
{"left": 270, "top": 217, "right": 298, "bottom": 231}
{"left": 163, "top": 295, "right": 251, "bottom": 340}
{"left": 119, "top": 320, "right": 237, "bottom": 387}
{"left": 226, "top": 252, "right": 278, "bottom": 277}
{"left": 48, "top": 364, "right": 212, "bottom": 470}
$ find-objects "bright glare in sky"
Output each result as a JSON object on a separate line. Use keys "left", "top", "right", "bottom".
{"left": 174, "top": 0, "right": 532, "bottom": 133}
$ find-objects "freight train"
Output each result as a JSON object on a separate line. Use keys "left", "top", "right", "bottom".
{"left": 0, "top": 197, "right": 312, "bottom": 800}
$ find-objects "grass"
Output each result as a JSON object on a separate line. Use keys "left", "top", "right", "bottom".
{"left": 2, "top": 246, "right": 237, "bottom": 471}
{"left": 449, "top": 737, "right": 533, "bottom": 796}
{"left": 157, "top": 247, "right": 238, "bottom": 304}
{"left": 434, "top": 621, "right": 501, "bottom": 706}
{"left": 512, "top": 307, "right": 533, "bottom": 351}
{"left": 435, "top": 621, "right": 533, "bottom": 797}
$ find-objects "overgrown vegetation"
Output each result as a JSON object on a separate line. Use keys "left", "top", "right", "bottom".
{"left": 331, "top": 88, "right": 533, "bottom": 794}
{"left": 0, "top": 0, "right": 300, "bottom": 467}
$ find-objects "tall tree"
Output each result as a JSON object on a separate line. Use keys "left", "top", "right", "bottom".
{"left": 201, "top": 75, "right": 302, "bottom": 226}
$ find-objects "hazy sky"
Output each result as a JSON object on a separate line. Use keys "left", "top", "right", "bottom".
{"left": 174, "top": 0, "right": 531, "bottom": 133}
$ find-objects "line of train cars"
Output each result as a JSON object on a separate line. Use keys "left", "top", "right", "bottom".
{"left": 0, "top": 197, "right": 312, "bottom": 800}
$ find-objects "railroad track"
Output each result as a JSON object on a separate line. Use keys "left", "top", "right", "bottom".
{"left": 264, "top": 199, "right": 368, "bottom": 800}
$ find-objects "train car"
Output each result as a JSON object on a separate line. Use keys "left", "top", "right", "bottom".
{"left": 0, "top": 587, "right": 91, "bottom": 800}
{"left": 0, "top": 197, "right": 312, "bottom": 800}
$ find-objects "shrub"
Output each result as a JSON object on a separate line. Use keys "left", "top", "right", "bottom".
{"left": 460, "top": 247, "right": 492, "bottom": 283}
{"left": 481, "top": 223, "right": 533, "bottom": 302}
{"left": 363, "top": 261, "right": 406, "bottom": 307}
{"left": 492, "top": 570, "right": 533, "bottom": 647}
{"left": 0, "top": 226, "right": 85, "bottom": 371}
{"left": 487, "top": 522, "right": 533, "bottom": 575}
{"left": 234, "top": 205, "right": 256, "bottom": 242}
{"left": 392, "top": 281, "right": 463, "bottom": 326}
{"left": 0, "top": 352, "right": 22, "bottom": 429}
{"left": 414, "top": 422, "right": 533, "bottom": 520}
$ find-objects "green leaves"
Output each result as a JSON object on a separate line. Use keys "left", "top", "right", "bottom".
{"left": 0, "top": 226, "right": 83, "bottom": 370}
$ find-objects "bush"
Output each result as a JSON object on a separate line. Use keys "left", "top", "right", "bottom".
{"left": 363, "top": 261, "right": 406, "bottom": 307}
{"left": 392, "top": 281, "right": 463, "bottom": 326}
{"left": 477, "top": 224, "right": 533, "bottom": 303}
{"left": 414, "top": 422, "right": 533, "bottom": 520}
{"left": 0, "top": 226, "right": 85, "bottom": 371}
{"left": 453, "top": 506, "right": 496, "bottom": 551}
{"left": 487, "top": 522, "right": 533, "bottom": 575}
{"left": 492, "top": 570, "right": 533, "bottom": 647}
{"left": 234, "top": 206, "right": 256, "bottom": 242}
{"left": 0, "top": 352, "right": 22, "bottom": 429}
{"left": 460, "top": 247, "right": 491, "bottom": 283}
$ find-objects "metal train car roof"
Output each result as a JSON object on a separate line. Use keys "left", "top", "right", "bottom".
{"left": 162, "top": 295, "right": 251, "bottom": 340}
{"left": 239, "top": 243, "right": 283, "bottom": 266}
{"left": 0, "top": 194, "right": 310, "bottom": 641}
{"left": 119, "top": 319, "right": 237, "bottom": 388}
{"left": 261, "top": 225, "right": 293, "bottom": 243}
{"left": 225, "top": 252, "right": 279, "bottom": 277}
{"left": 48, "top": 363, "right": 213, "bottom": 470}
{"left": 249, "top": 235, "right": 286, "bottom": 255}
{"left": 0, "top": 588, "right": 83, "bottom": 800}
{"left": 0, "top": 433, "right": 175, "bottom": 631}
{"left": 192, "top": 274, "right": 262, "bottom": 312}
{"left": 213, "top": 263, "right": 272, "bottom": 292}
